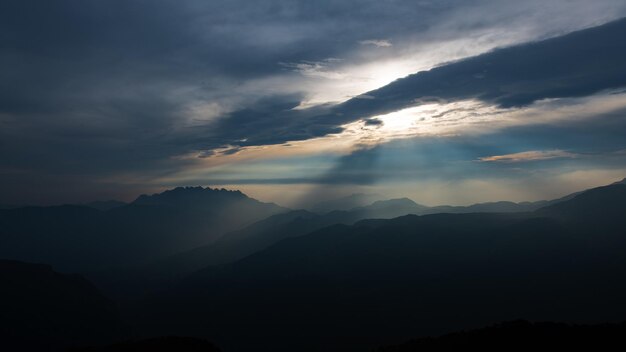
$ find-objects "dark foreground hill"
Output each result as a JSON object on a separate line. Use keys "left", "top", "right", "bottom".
{"left": 0, "top": 260, "right": 127, "bottom": 351}
{"left": 70, "top": 336, "right": 220, "bottom": 352}
{"left": 377, "top": 320, "right": 626, "bottom": 350}
{"left": 136, "top": 183, "right": 626, "bottom": 352}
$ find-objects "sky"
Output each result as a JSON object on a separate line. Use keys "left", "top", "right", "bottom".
{"left": 2, "top": 0, "right": 626, "bottom": 207}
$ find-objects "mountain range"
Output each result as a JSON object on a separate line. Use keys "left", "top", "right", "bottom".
{"left": 134, "top": 187, "right": 595, "bottom": 282}
{"left": 134, "top": 181, "right": 626, "bottom": 351}
{"left": 2, "top": 180, "right": 626, "bottom": 351}
{"left": 0, "top": 187, "right": 286, "bottom": 272}
{"left": 94, "top": 193, "right": 574, "bottom": 295}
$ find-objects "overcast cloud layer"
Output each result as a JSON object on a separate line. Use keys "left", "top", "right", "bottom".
{"left": 1, "top": 0, "right": 626, "bottom": 205}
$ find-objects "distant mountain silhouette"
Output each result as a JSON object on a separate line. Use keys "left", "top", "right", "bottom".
{"left": 423, "top": 200, "right": 550, "bottom": 214}
{"left": 126, "top": 194, "right": 575, "bottom": 285}
{"left": 310, "top": 193, "right": 383, "bottom": 213}
{"left": 0, "top": 187, "right": 287, "bottom": 272}
{"left": 0, "top": 260, "right": 126, "bottom": 351}
{"left": 93, "top": 184, "right": 614, "bottom": 296}
{"left": 136, "top": 181, "right": 626, "bottom": 351}
{"left": 311, "top": 193, "right": 551, "bottom": 215}
{"left": 612, "top": 177, "right": 626, "bottom": 185}
{"left": 70, "top": 336, "right": 220, "bottom": 352}
{"left": 377, "top": 320, "right": 626, "bottom": 350}
{"left": 3, "top": 180, "right": 626, "bottom": 351}
{"left": 0, "top": 182, "right": 591, "bottom": 275}
{"left": 537, "top": 183, "right": 626, "bottom": 226}
{"left": 351, "top": 198, "right": 429, "bottom": 215}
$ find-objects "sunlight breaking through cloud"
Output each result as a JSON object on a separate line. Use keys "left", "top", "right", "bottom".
{"left": 331, "top": 91, "right": 626, "bottom": 147}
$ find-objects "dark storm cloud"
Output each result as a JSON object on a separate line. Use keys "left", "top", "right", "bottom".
{"left": 331, "top": 17, "right": 626, "bottom": 117}
{"left": 0, "top": 0, "right": 460, "bottom": 203}
{"left": 0, "top": 0, "right": 459, "bottom": 175}
{"left": 198, "top": 95, "right": 343, "bottom": 149}
{"left": 202, "top": 17, "right": 626, "bottom": 149}
{"left": 0, "top": 0, "right": 460, "bottom": 113}
{"left": 363, "top": 118, "right": 384, "bottom": 126}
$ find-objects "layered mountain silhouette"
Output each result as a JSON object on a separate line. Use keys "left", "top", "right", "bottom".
{"left": 312, "top": 193, "right": 552, "bottom": 215}
{"left": 136, "top": 198, "right": 429, "bottom": 281}
{"left": 0, "top": 187, "right": 286, "bottom": 272}
{"left": 124, "top": 194, "right": 569, "bottom": 286}
{"left": 0, "top": 260, "right": 127, "bottom": 351}
{"left": 3, "top": 180, "right": 626, "bottom": 351}
{"left": 135, "top": 182, "right": 626, "bottom": 351}
{"left": 0, "top": 182, "right": 581, "bottom": 276}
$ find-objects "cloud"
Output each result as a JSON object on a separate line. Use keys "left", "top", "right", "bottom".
{"left": 2, "top": 0, "right": 626, "bottom": 204}
{"left": 363, "top": 118, "right": 384, "bottom": 126}
{"left": 479, "top": 150, "right": 578, "bottom": 163}
{"left": 203, "top": 18, "right": 626, "bottom": 150}
{"left": 353, "top": 94, "right": 376, "bottom": 100}
{"left": 279, "top": 59, "right": 345, "bottom": 79}
{"left": 359, "top": 39, "right": 392, "bottom": 47}
{"left": 188, "top": 102, "right": 626, "bottom": 189}
{"left": 329, "top": 17, "right": 626, "bottom": 124}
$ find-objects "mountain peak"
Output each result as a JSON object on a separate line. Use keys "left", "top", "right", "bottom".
{"left": 612, "top": 177, "right": 626, "bottom": 185}
{"left": 367, "top": 197, "right": 420, "bottom": 209}
{"left": 537, "top": 181, "right": 626, "bottom": 221}
{"left": 132, "top": 186, "right": 248, "bottom": 207}
{"left": 310, "top": 193, "right": 383, "bottom": 212}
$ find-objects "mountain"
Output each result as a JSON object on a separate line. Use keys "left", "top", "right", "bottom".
{"left": 136, "top": 194, "right": 573, "bottom": 284}
{"left": 537, "top": 183, "right": 626, "bottom": 225}
{"left": 309, "top": 193, "right": 383, "bottom": 213}
{"left": 102, "top": 188, "right": 594, "bottom": 294}
{"left": 0, "top": 260, "right": 127, "bottom": 351}
{"left": 377, "top": 320, "right": 626, "bottom": 350}
{"left": 137, "top": 182, "right": 626, "bottom": 352}
{"left": 351, "top": 198, "right": 429, "bottom": 216}
{"left": 316, "top": 194, "right": 562, "bottom": 216}
{"left": 122, "top": 198, "right": 429, "bottom": 288}
{"left": 0, "top": 187, "right": 287, "bottom": 272}
{"left": 423, "top": 200, "right": 549, "bottom": 214}
{"left": 612, "top": 177, "right": 626, "bottom": 185}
